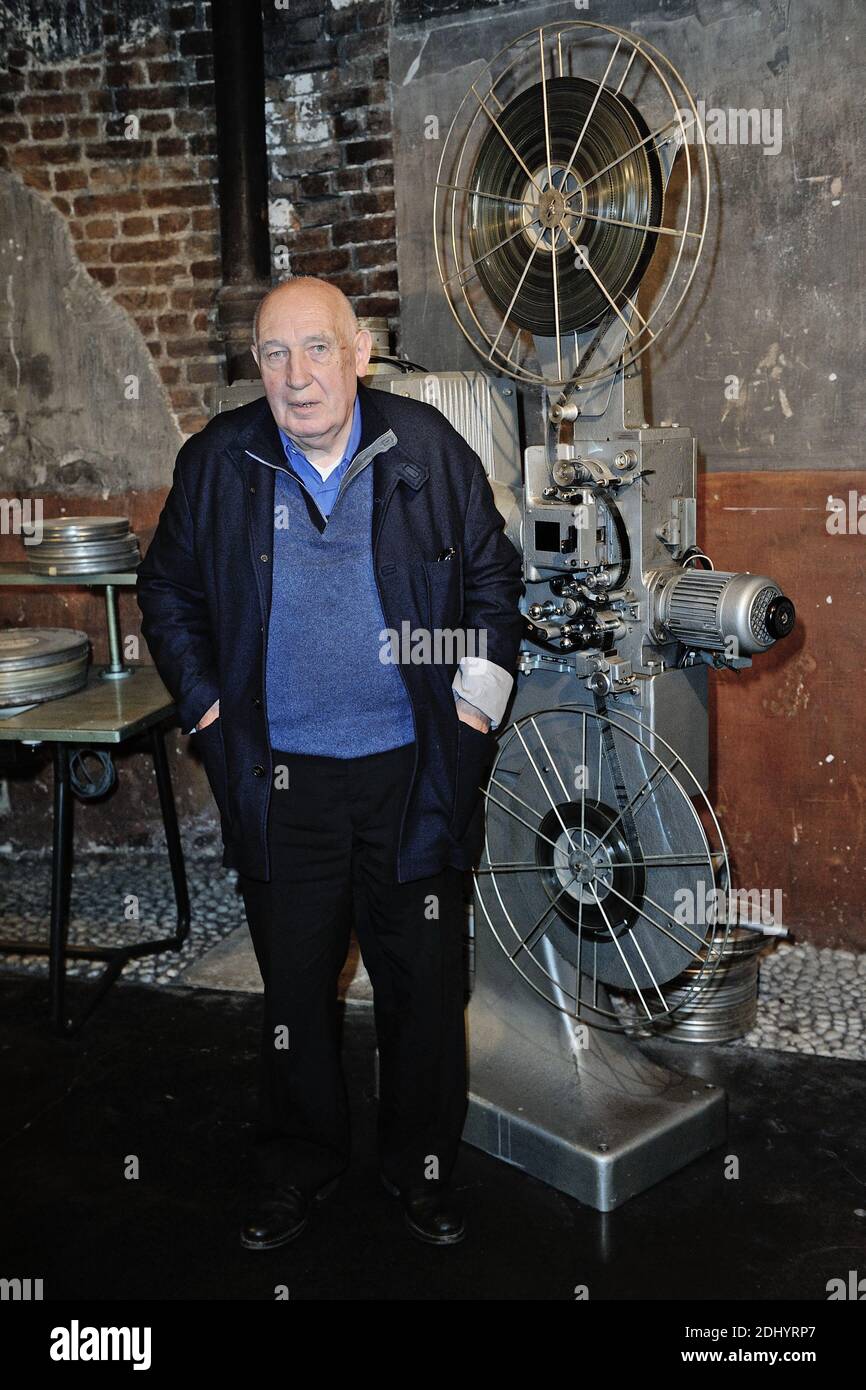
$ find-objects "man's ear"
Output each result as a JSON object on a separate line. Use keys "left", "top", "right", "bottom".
{"left": 354, "top": 327, "right": 373, "bottom": 378}
{"left": 251, "top": 342, "right": 260, "bottom": 372}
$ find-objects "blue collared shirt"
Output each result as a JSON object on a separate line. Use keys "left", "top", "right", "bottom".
{"left": 277, "top": 396, "right": 362, "bottom": 519}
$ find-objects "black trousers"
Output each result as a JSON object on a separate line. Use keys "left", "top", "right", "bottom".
{"left": 237, "top": 741, "right": 468, "bottom": 1196}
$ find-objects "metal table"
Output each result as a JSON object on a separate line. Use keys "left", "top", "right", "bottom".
{"left": 0, "top": 562, "right": 190, "bottom": 1033}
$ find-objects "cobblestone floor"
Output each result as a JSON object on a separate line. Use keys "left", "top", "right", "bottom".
{"left": 1, "top": 849, "right": 863, "bottom": 1059}
{"left": 0, "top": 847, "right": 245, "bottom": 987}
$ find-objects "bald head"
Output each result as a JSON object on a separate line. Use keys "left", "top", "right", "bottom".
{"left": 252, "top": 277, "right": 359, "bottom": 352}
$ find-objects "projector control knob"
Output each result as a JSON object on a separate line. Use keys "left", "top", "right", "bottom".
{"left": 587, "top": 669, "right": 612, "bottom": 696}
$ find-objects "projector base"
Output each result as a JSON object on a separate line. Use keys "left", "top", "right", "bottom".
{"left": 463, "top": 966, "right": 727, "bottom": 1212}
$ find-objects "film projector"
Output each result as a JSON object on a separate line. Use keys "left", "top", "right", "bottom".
{"left": 372, "top": 20, "right": 796, "bottom": 1209}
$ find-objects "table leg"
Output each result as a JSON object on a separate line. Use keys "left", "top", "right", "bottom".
{"left": 48, "top": 742, "right": 72, "bottom": 1033}
{"left": 149, "top": 724, "right": 191, "bottom": 944}
{"left": 0, "top": 728, "right": 194, "bottom": 1035}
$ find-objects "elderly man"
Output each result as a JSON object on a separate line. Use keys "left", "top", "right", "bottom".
{"left": 136, "top": 276, "right": 524, "bottom": 1250}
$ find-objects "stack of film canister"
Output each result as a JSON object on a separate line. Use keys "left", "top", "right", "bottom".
{"left": 25, "top": 515, "right": 140, "bottom": 576}
{"left": 0, "top": 512, "right": 134, "bottom": 709}
{"left": 0, "top": 629, "right": 90, "bottom": 709}
{"left": 649, "top": 925, "right": 770, "bottom": 1043}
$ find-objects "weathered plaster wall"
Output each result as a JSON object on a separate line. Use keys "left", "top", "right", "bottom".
{"left": 0, "top": 170, "right": 180, "bottom": 495}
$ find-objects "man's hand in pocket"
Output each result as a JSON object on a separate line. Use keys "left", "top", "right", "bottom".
{"left": 197, "top": 698, "right": 220, "bottom": 730}
{"left": 454, "top": 696, "right": 490, "bottom": 733}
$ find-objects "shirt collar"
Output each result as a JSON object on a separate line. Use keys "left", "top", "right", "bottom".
{"left": 277, "top": 395, "right": 362, "bottom": 478}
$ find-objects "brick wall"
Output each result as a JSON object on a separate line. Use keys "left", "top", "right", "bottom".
{"left": 0, "top": 0, "right": 402, "bottom": 440}
{"left": 262, "top": 0, "right": 399, "bottom": 340}
{"left": 0, "top": 1, "right": 223, "bottom": 437}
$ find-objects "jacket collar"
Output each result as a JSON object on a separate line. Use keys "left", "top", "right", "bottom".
{"left": 227, "top": 378, "right": 428, "bottom": 491}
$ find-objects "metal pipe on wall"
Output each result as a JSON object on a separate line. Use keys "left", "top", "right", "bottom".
{"left": 211, "top": 0, "right": 272, "bottom": 383}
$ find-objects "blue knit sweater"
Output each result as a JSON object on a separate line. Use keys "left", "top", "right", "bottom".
{"left": 265, "top": 442, "right": 416, "bottom": 758}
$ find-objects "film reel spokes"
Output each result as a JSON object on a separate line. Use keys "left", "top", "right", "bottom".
{"left": 474, "top": 705, "right": 730, "bottom": 1032}
{"left": 434, "top": 20, "right": 709, "bottom": 387}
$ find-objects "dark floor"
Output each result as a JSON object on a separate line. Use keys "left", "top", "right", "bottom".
{"left": 1, "top": 972, "right": 864, "bottom": 1302}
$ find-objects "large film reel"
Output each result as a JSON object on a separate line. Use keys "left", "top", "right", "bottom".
{"left": 469, "top": 77, "right": 664, "bottom": 337}
{"left": 475, "top": 705, "right": 730, "bottom": 1034}
{"left": 434, "top": 20, "right": 709, "bottom": 387}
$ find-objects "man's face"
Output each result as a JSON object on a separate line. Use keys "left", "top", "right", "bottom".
{"left": 251, "top": 286, "right": 372, "bottom": 458}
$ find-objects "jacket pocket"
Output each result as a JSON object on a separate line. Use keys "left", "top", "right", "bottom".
{"left": 192, "top": 718, "right": 231, "bottom": 828}
{"left": 423, "top": 545, "right": 463, "bottom": 631}
{"left": 450, "top": 717, "right": 496, "bottom": 843}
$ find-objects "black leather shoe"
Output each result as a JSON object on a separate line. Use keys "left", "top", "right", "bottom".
{"left": 240, "top": 1175, "right": 340, "bottom": 1251}
{"left": 381, "top": 1175, "right": 466, "bottom": 1246}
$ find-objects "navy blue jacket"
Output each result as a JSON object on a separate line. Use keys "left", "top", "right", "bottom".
{"left": 136, "top": 378, "right": 525, "bottom": 882}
